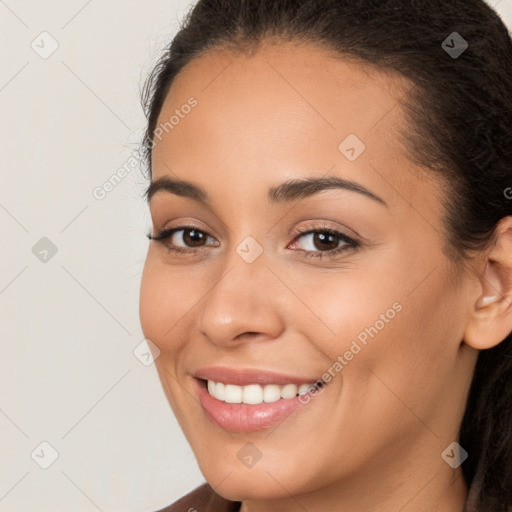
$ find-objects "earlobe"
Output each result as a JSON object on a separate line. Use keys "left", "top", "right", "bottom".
{"left": 476, "top": 295, "right": 499, "bottom": 308}
{"left": 463, "top": 216, "right": 512, "bottom": 351}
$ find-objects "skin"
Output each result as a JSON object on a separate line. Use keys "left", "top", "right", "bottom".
{"left": 139, "top": 41, "right": 512, "bottom": 512}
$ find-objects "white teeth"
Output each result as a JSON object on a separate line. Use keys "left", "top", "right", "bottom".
{"left": 206, "top": 380, "right": 318, "bottom": 404}
{"left": 298, "top": 383, "right": 313, "bottom": 395}
{"left": 263, "top": 384, "right": 281, "bottom": 403}
{"left": 224, "top": 384, "right": 243, "bottom": 403}
{"left": 280, "top": 383, "right": 298, "bottom": 399}
{"left": 242, "top": 384, "right": 263, "bottom": 404}
{"left": 215, "top": 382, "right": 225, "bottom": 401}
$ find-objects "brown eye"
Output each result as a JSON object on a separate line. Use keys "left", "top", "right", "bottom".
{"left": 311, "top": 232, "right": 340, "bottom": 251}
{"left": 294, "top": 230, "right": 350, "bottom": 252}
{"left": 148, "top": 226, "right": 219, "bottom": 252}
{"left": 180, "top": 229, "right": 207, "bottom": 247}
{"left": 288, "top": 227, "right": 360, "bottom": 261}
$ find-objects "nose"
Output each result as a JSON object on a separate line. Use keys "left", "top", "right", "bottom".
{"left": 198, "top": 247, "right": 285, "bottom": 347}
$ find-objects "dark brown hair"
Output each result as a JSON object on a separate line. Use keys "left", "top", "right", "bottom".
{"left": 141, "top": 1, "right": 512, "bottom": 510}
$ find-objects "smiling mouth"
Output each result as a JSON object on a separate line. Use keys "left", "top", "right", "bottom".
{"left": 194, "top": 377, "right": 327, "bottom": 432}
{"left": 204, "top": 378, "right": 323, "bottom": 405}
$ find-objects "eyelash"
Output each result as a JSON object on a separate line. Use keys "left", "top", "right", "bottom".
{"left": 290, "top": 224, "right": 360, "bottom": 259}
{"left": 147, "top": 223, "right": 360, "bottom": 261}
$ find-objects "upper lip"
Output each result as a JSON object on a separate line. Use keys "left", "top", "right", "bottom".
{"left": 194, "top": 367, "right": 323, "bottom": 386}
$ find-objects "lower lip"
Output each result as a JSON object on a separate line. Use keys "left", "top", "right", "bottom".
{"left": 195, "top": 378, "right": 324, "bottom": 432}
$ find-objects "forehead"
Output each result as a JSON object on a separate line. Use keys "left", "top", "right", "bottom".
{"left": 151, "top": 41, "right": 437, "bottom": 214}
{"left": 154, "top": 41, "right": 410, "bottom": 146}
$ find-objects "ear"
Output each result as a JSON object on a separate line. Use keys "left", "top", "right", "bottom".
{"left": 464, "top": 216, "right": 512, "bottom": 350}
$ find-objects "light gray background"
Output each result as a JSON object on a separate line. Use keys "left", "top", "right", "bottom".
{"left": 1, "top": 1, "right": 511, "bottom": 511}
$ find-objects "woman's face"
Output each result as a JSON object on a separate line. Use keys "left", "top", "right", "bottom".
{"left": 140, "top": 42, "right": 476, "bottom": 505}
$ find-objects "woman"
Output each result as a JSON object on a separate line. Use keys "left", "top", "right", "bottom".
{"left": 139, "top": 1, "right": 512, "bottom": 511}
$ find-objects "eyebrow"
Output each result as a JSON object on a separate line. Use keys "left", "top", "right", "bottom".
{"left": 145, "top": 175, "right": 388, "bottom": 207}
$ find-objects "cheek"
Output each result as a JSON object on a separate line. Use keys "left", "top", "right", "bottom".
{"left": 285, "top": 263, "right": 402, "bottom": 360}
{"left": 329, "top": 264, "right": 464, "bottom": 420}
{"left": 292, "top": 254, "right": 460, "bottom": 395}
{"left": 139, "top": 258, "right": 163, "bottom": 341}
{"left": 139, "top": 256, "right": 188, "bottom": 349}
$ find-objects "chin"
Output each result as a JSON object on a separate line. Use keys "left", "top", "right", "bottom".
{"left": 206, "top": 475, "right": 290, "bottom": 502}
{"left": 198, "top": 458, "right": 316, "bottom": 503}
